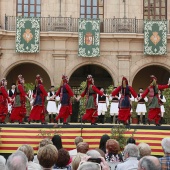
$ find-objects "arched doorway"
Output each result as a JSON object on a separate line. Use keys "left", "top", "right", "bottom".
{"left": 69, "top": 64, "right": 113, "bottom": 88}
{"left": 132, "top": 65, "right": 170, "bottom": 92}
{"left": 6, "top": 63, "right": 51, "bottom": 90}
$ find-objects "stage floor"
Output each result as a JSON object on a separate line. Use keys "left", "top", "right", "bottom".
{"left": 0, "top": 123, "right": 170, "bottom": 156}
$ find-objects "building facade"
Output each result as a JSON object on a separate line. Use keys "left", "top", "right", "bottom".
{"left": 0, "top": 0, "right": 170, "bottom": 92}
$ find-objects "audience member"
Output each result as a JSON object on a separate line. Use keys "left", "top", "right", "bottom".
{"left": 86, "top": 149, "right": 101, "bottom": 158}
{"left": 105, "top": 139, "right": 123, "bottom": 170}
{"left": 69, "top": 136, "right": 83, "bottom": 158}
{"left": 53, "top": 148, "right": 71, "bottom": 170}
{"left": 99, "top": 134, "right": 110, "bottom": 153}
{"left": 33, "top": 138, "right": 53, "bottom": 164}
{"left": 72, "top": 153, "right": 87, "bottom": 170}
{"left": 77, "top": 142, "right": 89, "bottom": 154}
{"left": 52, "top": 135, "right": 63, "bottom": 150}
{"left": 37, "top": 144, "right": 58, "bottom": 170}
{"left": 0, "top": 155, "right": 6, "bottom": 170}
{"left": 115, "top": 143, "right": 139, "bottom": 170}
{"left": 6, "top": 150, "right": 28, "bottom": 170}
{"left": 138, "top": 155, "right": 161, "bottom": 170}
{"left": 159, "top": 137, "right": 170, "bottom": 170}
{"left": 18, "top": 144, "right": 41, "bottom": 170}
{"left": 95, "top": 148, "right": 105, "bottom": 158}
{"left": 127, "top": 137, "right": 136, "bottom": 144}
{"left": 138, "top": 142, "right": 151, "bottom": 159}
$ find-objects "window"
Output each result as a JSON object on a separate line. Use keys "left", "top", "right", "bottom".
{"left": 17, "top": 0, "right": 41, "bottom": 17}
{"left": 144, "top": 0, "right": 167, "bottom": 19}
{"left": 80, "top": 0, "right": 104, "bottom": 20}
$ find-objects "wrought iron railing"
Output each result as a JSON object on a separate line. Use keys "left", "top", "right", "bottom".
{"left": 4, "top": 15, "right": 169, "bottom": 34}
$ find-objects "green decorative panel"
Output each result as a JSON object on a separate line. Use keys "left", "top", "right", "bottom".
{"left": 16, "top": 17, "right": 40, "bottom": 53}
{"left": 78, "top": 19, "right": 100, "bottom": 57}
{"left": 144, "top": 20, "right": 167, "bottom": 55}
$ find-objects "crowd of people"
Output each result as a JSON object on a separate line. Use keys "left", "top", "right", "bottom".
{"left": 0, "top": 73, "right": 169, "bottom": 126}
{"left": 0, "top": 134, "right": 169, "bottom": 170}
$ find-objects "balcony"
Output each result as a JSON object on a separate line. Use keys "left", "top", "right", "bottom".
{"left": 3, "top": 16, "right": 169, "bottom": 34}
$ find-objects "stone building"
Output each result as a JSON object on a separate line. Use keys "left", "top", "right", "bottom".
{"left": 0, "top": 0, "right": 170, "bottom": 93}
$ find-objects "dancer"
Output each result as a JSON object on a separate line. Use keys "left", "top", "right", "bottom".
{"left": 140, "top": 75, "right": 170, "bottom": 126}
{"left": 111, "top": 77, "right": 137, "bottom": 125}
{"left": 77, "top": 75, "right": 104, "bottom": 125}
{"left": 158, "top": 90, "right": 166, "bottom": 124}
{"left": 10, "top": 75, "right": 30, "bottom": 124}
{"left": 28, "top": 75, "right": 48, "bottom": 124}
{"left": 135, "top": 88, "right": 148, "bottom": 124}
{"left": 55, "top": 75, "right": 75, "bottom": 125}
{"left": 0, "top": 78, "right": 10, "bottom": 124}
{"left": 109, "top": 87, "right": 120, "bottom": 124}
{"left": 96, "top": 88, "right": 109, "bottom": 124}
{"left": 47, "top": 86, "right": 58, "bottom": 123}
{"left": 7, "top": 83, "right": 16, "bottom": 114}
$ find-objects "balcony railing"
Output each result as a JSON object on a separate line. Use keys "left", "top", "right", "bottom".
{"left": 4, "top": 15, "right": 169, "bottom": 34}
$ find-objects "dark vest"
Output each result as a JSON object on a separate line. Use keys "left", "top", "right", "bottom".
{"left": 98, "top": 95, "right": 106, "bottom": 102}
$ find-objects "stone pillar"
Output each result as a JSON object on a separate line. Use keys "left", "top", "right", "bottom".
{"left": 52, "top": 54, "right": 67, "bottom": 86}
{"left": 117, "top": 55, "right": 131, "bottom": 85}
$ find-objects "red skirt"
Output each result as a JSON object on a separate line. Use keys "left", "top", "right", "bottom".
{"left": 82, "top": 109, "right": 98, "bottom": 122}
{"left": 29, "top": 106, "right": 45, "bottom": 121}
{"left": 58, "top": 106, "right": 71, "bottom": 119}
{"left": 10, "top": 106, "right": 26, "bottom": 122}
{"left": 118, "top": 108, "right": 131, "bottom": 123}
{"left": 148, "top": 108, "right": 161, "bottom": 124}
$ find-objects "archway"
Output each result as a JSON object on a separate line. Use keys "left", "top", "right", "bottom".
{"left": 132, "top": 65, "right": 170, "bottom": 92}
{"left": 69, "top": 64, "right": 114, "bottom": 88}
{"left": 6, "top": 63, "right": 51, "bottom": 90}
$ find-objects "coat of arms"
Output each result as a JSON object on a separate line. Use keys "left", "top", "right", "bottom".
{"left": 22, "top": 29, "right": 33, "bottom": 43}
{"left": 150, "top": 32, "right": 161, "bottom": 46}
{"left": 85, "top": 32, "right": 93, "bottom": 45}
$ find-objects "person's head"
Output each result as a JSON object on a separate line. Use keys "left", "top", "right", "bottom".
{"left": 161, "top": 137, "right": 170, "bottom": 154}
{"left": 18, "top": 144, "right": 34, "bottom": 161}
{"left": 75, "top": 136, "right": 83, "bottom": 146}
{"left": 37, "top": 144, "right": 58, "bottom": 169}
{"left": 122, "top": 76, "right": 128, "bottom": 87}
{"left": 39, "top": 138, "right": 53, "bottom": 149}
{"left": 6, "top": 150, "right": 28, "bottom": 170}
{"left": 138, "top": 143, "right": 151, "bottom": 158}
{"left": 86, "top": 150, "right": 101, "bottom": 158}
{"left": 50, "top": 86, "right": 55, "bottom": 91}
{"left": 0, "top": 155, "right": 6, "bottom": 170}
{"left": 139, "top": 88, "right": 143, "bottom": 93}
{"left": 56, "top": 148, "right": 70, "bottom": 167}
{"left": 77, "top": 142, "right": 89, "bottom": 154}
{"left": 95, "top": 148, "right": 105, "bottom": 158}
{"left": 150, "top": 75, "right": 157, "bottom": 86}
{"left": 127, "top": 137, "right": 136, "bottom": 144}
{"left": 17, "top": 74, "right": 24, "bottom": 85}
{"left": 106, "top": 139, "right": 120, "bottom": 155}
{"left": 0, "top": 78, "right": 7, "bottom": 86}
{"left": 100, "top": 88, "right": 104, "bottom": 92}
{"left": 138, "top": 156, "right": 161, "bottom": 170}
{"left": 52, "top": 135, "right": 63, "bottom": 150}
{"left": 72, "top": 153, "right": 87, "bottom": 170}
{"left": 77, "top": 161, "right": 101, "bottom": 170}
{"left": 99, "top": 134, "right": 110, "bottom": 153}
{"left": 11, "top": 83, "right": 16, "bottom": 89}
{"left": 123, "top": 144, "right": 139, "bottom": 160}
{"left": 35, "top": 74, "right": 43, "bottom": 85}
{"left": 62, "top": 74, "right": 69, "bottom": 84}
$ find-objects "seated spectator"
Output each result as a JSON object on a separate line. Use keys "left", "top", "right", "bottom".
{"left": 115, "top": 144, "right": 139, "bottom": 170}
{"left": 37, "top": 144, "right": 58, "bottom": 170}
{"left": 18, "top": 144, "right": 41, "bottom": 170}
{"left": 77, "top": 142, "right": 89, "bottom": 154}
{"left": 6, "top": 150, "right": 28, "bottom": 170}
{"left": 138, "top": 155, "right": 161, "bottom": 170}
{"left": 72, "top": 153, "right": 87, "bottom": 170}
{"left": 33, "top": 138, "right": 53, "bottom": 164}
{"left": 69, "top": 136, "right": 83, "bottom": 158}
{"left": 0, "top": 155, "right": 6, "bottom": 170}
{"left": 99, "top": 134, "right": 110, "bottom": 153}
{"left": 52, "top": 135, "right": 63, "bottom": 150}
{"left": 159, "top": 137, "right": 170, "bottom": 169}
{"left": 53, "top": 148, "right": 71, "bottom": 170}
{"left": 127, "top": 137, "right": 136, "bottom": 144}
{"left": 105, "top": 139, "right": 123, "bottom": 170}
{"left": 138, "top": 142, "right": 151, "bottom": 159}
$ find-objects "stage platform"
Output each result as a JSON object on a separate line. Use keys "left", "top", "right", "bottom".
{"left": 0, "top": 123, "right": 170, "bottom": 156}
